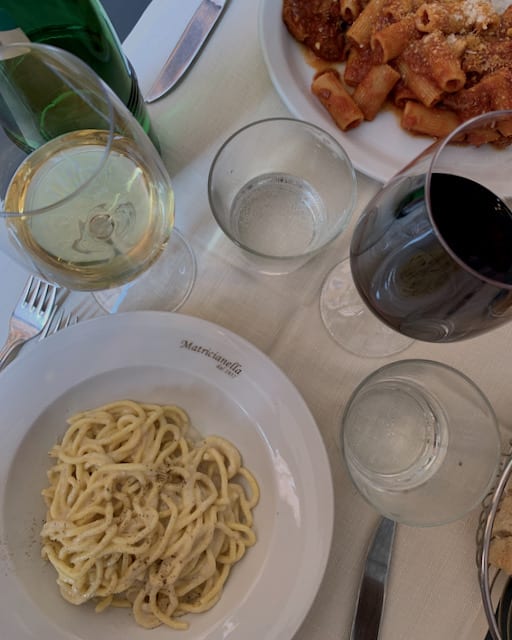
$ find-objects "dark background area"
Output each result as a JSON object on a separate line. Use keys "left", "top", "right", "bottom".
{"left": 101, "top": 0, "right": 153, "bottom": 41}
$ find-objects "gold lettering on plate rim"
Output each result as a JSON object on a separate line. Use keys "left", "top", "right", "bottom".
{"left": 180, "top": 340, "right": 243, "bottom": 378}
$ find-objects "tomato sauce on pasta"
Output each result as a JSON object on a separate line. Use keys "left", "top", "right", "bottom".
{"left": 283, "top": 0, "right": 512, "bottom": 143}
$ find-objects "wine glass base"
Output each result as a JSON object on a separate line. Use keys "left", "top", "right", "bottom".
{"left": 93, "top": 228, "right": 196, "bottom": 313}
{"left": 320, "top": 259, "right": 413, "bottom": 358}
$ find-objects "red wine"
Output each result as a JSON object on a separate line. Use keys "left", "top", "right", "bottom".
{"left": 430, "top": 173, "right": 512, "bottom": 285}
{"left": 350, "top": 172, "right": 512, "bottom": 342}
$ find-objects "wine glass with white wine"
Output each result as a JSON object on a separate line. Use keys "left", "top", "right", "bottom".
{"left": 0, "top": 42, "right": 195, "bottom": 311}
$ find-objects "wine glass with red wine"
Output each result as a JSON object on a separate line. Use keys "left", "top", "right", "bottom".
{"left": 321, "top": 110, "right": 512, "bottom": 354}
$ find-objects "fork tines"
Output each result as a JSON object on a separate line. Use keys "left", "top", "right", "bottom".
{"left": 40, "top": 308, "right": 79, "bottom": 339}
{"left": 24, "top": 275, "right": 58, "bottom": 316}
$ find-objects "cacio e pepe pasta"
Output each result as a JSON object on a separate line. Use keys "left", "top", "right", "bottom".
{"left": 41, "top": 400, "right": 259, "bottom": 630}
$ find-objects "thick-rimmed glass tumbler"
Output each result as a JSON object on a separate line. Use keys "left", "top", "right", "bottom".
{"left": 342, "top": 359, "right": 501, "bottom": 526}
{"left": 322, "top": 110, "right": 512, "bottom": 353}
{"left": 208, "top": 118, "right": 357, "bottom": 275}
{"left": 0, "top": 43, "right": 195, "bottom": 311}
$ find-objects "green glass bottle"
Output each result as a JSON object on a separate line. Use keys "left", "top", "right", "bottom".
{"left": 0, "top": 0, "right": 159, "bottom": 150}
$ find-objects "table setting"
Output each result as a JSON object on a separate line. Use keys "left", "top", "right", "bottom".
{"left": 1, "top": 0, "right": 512, "bottom": 639}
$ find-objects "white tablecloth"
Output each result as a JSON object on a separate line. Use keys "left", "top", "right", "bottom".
{"left": 2, "top": 0, "right": 511, "bottom": 638}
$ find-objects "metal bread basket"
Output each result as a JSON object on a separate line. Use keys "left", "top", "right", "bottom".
{"left": 477, "top": 448, "right": 512, "bottom": 640}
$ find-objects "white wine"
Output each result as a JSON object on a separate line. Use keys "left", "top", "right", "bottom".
{"left": 5, "top": 129, "right": 173, "bottom": 290}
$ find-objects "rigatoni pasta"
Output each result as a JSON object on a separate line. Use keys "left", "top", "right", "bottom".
{"left": 346, "top": 0, "right": 388, "bottom": 46}
{"left": 284, "top": 0, "right": 512, "bottom": 143}
{"left": 370, "top": 16, "right": 418, "bottom": 63}
{"left": 353, "top": 64, "right": 401, "bottom": 119}
{"left": 415, "top": 4, "right": 466, "bottom": 33}
{"left": 312, "top": 69, "right": 365, "bottom": 130}
{"left": 401, "top": 101, "right": 462, "bottom": 137}
{"left": 341, "top": 0, "right": 363, "bottom": 22}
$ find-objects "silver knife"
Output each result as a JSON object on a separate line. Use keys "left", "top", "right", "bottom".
{"left": 145, "top": 0, "right": 228, "bottom": 103}
{"left": 350, "top": 517, "right": 396, "bottom": 640}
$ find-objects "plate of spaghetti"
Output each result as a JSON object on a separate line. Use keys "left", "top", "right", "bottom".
{"left": 0, "top": 311, "right": 334, "bottom": 640}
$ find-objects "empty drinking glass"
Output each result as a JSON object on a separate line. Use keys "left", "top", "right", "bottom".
{"left": 208, "top": 118, "right": 357, "bottom": 275}
{"left": 341, "top": 359, "right": 501, "bottom": 526}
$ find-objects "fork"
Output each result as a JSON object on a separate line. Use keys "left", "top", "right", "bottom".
{"left": 40, "top": 307, "right": 79, "bottom": 339}
{"left": 0, "top": 276, "right": 58, "bottom": 371}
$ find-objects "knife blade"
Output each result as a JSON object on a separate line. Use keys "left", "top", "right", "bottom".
{"left": 350, "top": 517, "right": 396, "bottom": 640}
{"left": 145, "top": 0, "right": 228, "bottom": 103}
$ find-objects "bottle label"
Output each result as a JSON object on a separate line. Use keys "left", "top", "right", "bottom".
{"left": 0, "top": 8, "right": 30, "bottom": 56}
{"left": 0, "top": 26, "right": 30, "bottom": 46}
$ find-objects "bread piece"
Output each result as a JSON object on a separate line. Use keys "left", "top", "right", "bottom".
{"left": 490, "top": 494, "right": 512, "bottom": 573}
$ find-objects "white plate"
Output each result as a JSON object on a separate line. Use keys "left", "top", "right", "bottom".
{"left": 0, "top": 311, "right": 334, "bottom": 640}
{"left": 258, "top": 0, "right": 432, "bottom": 182}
